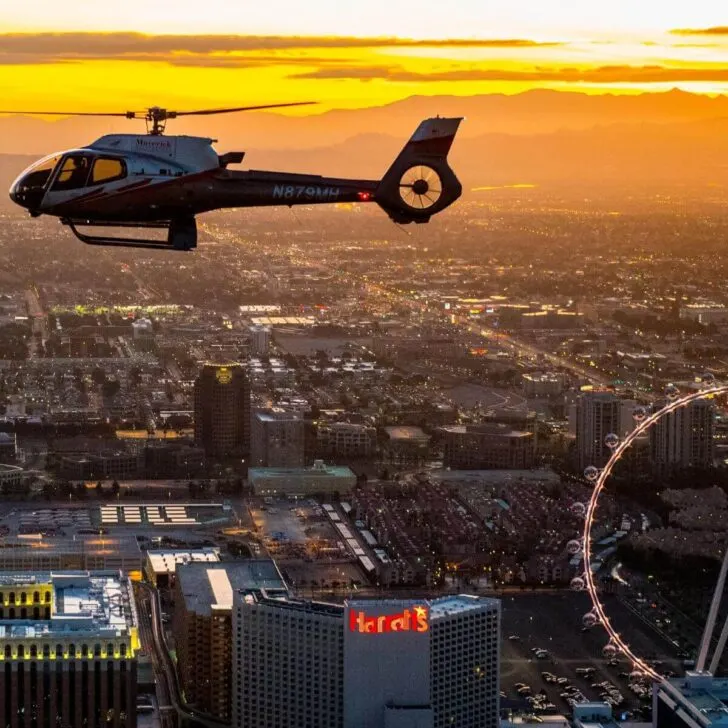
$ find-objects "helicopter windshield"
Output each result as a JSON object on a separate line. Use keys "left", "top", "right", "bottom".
{"left": 8, "top": 154, "right": 61, "bottom": 210}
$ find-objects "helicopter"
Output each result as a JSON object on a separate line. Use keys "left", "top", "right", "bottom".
{"left": 7, "top": 103, "right": 463, "bottom": 251}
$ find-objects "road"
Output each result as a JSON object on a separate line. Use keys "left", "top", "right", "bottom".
{"left": 25, "top": 285, "right": 49, "bottom": 359}
{"left": 459, "top": 317, "right": 613, "bottom": 388}
{"left": 136, "top": 582, "right": 229, "bottom": 728}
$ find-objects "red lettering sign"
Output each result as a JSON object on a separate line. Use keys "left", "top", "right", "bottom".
{"left": 348, "top": 606, "right": 429, "bottom": 634}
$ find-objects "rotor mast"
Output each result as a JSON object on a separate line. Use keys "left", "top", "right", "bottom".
{"left": 142, "top": 107, "right": 176, "bottom": 136}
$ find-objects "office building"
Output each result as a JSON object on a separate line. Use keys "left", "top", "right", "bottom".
{"left": 0, "top": 571, "right": 139, "bottom": 728}
{"left": 316, "top": 422, "right": 376, "bottom": 459}
{"left": 194, "top": 364, "right": 250, "bottom": 459}
{"left": 0, "top": 432, "right": 17, "bottom": 463}
{"left": 232, "top": 593, "right": 500, "bottom": 728}
{"left": 248, "top": 325, "right": 271, "bottom": 356}
{"left": 382, "top": 427, "right": 431, "bottom": 465}
{"left": 654, "top": 673, "right": 728, "bottom": 727}
{"left": 521, "top": 373, "right": 565, "bottom": 399}
{"left": 248, "top": 460, "right": 356, "bottom": 497}
{"left": 131, "top": 318, "right": 155, "bottom": 351}
{"left": 575, "top": 391, "right": 625, "bottom": 469}
{"left": 441, "top": 424, "right": 534, "bottom": 470}
{"left": 0, "top": 464, "right": 24, "bottom": 493}
{"left": 650, "top": 398, "right": 715, "bottom": 471}
{"left": 250, "top": 408, "right": 305, "bottom": 468}
{"left": 173, "top": 560, "right": 286, "bottom": 723}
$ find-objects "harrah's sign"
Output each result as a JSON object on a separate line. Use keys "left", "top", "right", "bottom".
{"left": 349, "top": 605, "right": 429, "bottom": 634}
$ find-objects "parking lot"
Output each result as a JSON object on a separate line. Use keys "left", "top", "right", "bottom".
{"left": 501, "top": 592, "right": 682, "bottom": 719}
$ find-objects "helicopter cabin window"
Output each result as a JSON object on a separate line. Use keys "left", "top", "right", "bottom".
{"left": 52, "top": 155, "right": 92, "bottom": 191}
{"left": 90, "top": 157, "right": 126, "bottom": 185}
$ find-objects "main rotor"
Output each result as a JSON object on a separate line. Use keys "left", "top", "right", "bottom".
{"left": 0, "top": 101, "right": 316, "bottom": 135}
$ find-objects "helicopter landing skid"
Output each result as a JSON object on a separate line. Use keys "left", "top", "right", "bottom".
{"left": 62, "top": 218, "right": 197, "bottom": 251}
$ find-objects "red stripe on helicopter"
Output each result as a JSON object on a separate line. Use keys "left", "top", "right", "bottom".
{"left": 76, "top": 169, "right": 216, "bottom": 205}
{"left": 72, "top": 178, "right": 153, "bottom": 206}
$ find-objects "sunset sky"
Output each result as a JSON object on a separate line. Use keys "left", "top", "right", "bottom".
{"left": 1, "top": 1, "right": 728, "bottom": 113}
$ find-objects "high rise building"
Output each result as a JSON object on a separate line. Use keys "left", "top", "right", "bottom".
{"left": 0, "top": 571, "right": 139, "bottom": 728}
{"left": 248, "top": 325, "right": 271, "bottom": 356}
{"left": 650, "top": 398, "right": 715, "bottom": 470}
{"left": 194, "top": 364, "right": 250, "bottom": 459}
{"left": 130, "top": 318, "right": 155, "bottom": 351}
{"left": 232, "top": 593, "right": 500, "bottom": 728}
{"left": 173, "top": 560, "right": 286, "bottom": 723}
{"left": 575, "top": 391, "right": 621, "bottom": 469}
{"left": 250, "top": 408, "right": 305, "bottom": 468}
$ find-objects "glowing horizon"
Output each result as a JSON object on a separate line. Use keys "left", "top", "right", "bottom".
{"left": 1, "top": 2, "right": 728, "bottom": 112}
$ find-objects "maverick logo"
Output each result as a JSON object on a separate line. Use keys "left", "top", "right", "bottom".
{"left": 349, "top": 605, "right": 428, "bottom": 634}
{"left": 136, "top": 138, "right": 172, "bottom": 150}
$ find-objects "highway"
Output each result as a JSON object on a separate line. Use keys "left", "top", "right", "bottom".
{"left": 458, "top": 317, "right": 613, "bottom": 388}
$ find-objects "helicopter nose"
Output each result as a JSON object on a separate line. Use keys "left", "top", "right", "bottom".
{"left": 8, "top": 180, "right": 21, "bottom": 206}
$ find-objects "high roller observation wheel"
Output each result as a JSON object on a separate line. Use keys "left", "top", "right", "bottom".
{"left": 581, "top": 382, "right": 728, "bottom": 683}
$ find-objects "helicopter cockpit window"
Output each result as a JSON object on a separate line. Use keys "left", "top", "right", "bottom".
{"left": 90, "top": 157, "right": 126, "bottom": 185}
{"left": 19, "top": 155, "right": 60, "bottom": 191}
{"left": 51, "top": 155, "right": 91, "bottom": 191}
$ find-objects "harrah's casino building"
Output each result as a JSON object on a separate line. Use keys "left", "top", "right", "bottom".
{"left": 233, "top": 593, "right": 500, "bottom": 728}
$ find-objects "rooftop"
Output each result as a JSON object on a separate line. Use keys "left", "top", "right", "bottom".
{"left": 345, "top": 595, "right": 499, "bottom": 621}
{"left": 441, "top": 424, "right": 532, "bottom": 439}
{"left": 177, "top": 560, "right": 287, "bottom": 616}
{"left": 0, "top": 571, "right": 137, "bottom": 640}
{"left": 146, "top": 548, "right": 220, "bottom": 575}
{"left": 240, "top": 591, "right": 343, "bottom": 619}
{"left": 248, "top": 464, "right": 355, "bottom": 480}
{"left": 384, "top": 426, "right": 430, "bottom": 442}
{"left": 428, "top": 594, "right": 500, "bottom": 620}
{"left": 663, "top": 674, "right": 728, "bottom": 726}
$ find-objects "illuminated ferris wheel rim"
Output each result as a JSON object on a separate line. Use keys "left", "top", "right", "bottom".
{"left": 582, "top": 383, "right": 726, "bottom": 683}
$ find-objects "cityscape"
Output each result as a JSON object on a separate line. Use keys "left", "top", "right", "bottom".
{"left": 3, "top": 3, "right": 728, "bottom": 728}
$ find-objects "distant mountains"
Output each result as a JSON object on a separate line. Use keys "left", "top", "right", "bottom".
{"left": 4, "top": 88, "right": 728, "bottom": 153}
{"left": 1, "top": 90, "right": 728, "bottom": 209}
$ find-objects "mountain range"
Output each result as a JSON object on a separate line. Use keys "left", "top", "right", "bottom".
{"left": 1, "top": 89, "right": 728, "bottom": 209}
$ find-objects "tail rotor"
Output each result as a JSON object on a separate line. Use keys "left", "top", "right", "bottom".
{"left": 376, "top": 117, "right": 463, "bottom": 224}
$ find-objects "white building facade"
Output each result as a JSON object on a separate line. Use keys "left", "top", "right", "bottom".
{"left": 232, "top": 594, "right": 500, "bottom": 728}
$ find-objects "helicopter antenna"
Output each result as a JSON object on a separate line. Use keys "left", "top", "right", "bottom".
{"left": 0, "top": 101, "right": 316, "bottom": 135}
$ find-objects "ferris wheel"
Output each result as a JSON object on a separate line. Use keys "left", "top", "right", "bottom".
{"left": 577, "top": 378, "right": 728, "bottom": 682}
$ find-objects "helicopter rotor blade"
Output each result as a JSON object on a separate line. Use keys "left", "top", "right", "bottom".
{"left": 172, "top": 101, "right": 317, "bottom": 116}
{"left": 0, "top": 110, "right": 134, "bottom": 117}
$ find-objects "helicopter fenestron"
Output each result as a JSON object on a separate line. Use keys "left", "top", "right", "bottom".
{"left": 7, "top": 102, "right": 463, "bottom": 251}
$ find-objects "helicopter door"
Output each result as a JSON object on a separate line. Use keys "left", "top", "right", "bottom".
{"left": 50, "top": 154, "right": 92, "bottom": 191}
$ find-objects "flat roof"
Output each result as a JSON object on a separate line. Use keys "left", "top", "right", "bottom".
{"left": 0, "top": 571, "right": 137, "bottom": 639}
{"left": 429, "top": 594, "right": 500, "bottom": 620}
{"left": 177, "top": 560, "right": 286, "bottom": 616}
{"left": 663, "top": 675, "right": 728, "bottom": 724}
{"left": 207, "top": 569, "right": 233, "bottom": 611}
{"left": 384, "top": 426, "right": 430, "bottom": 441}
{"left": 146, "top": 549, "right": 220, "bottom": 575}
{"left": 248, "top": 465, "right": 355, "bottom": 479}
